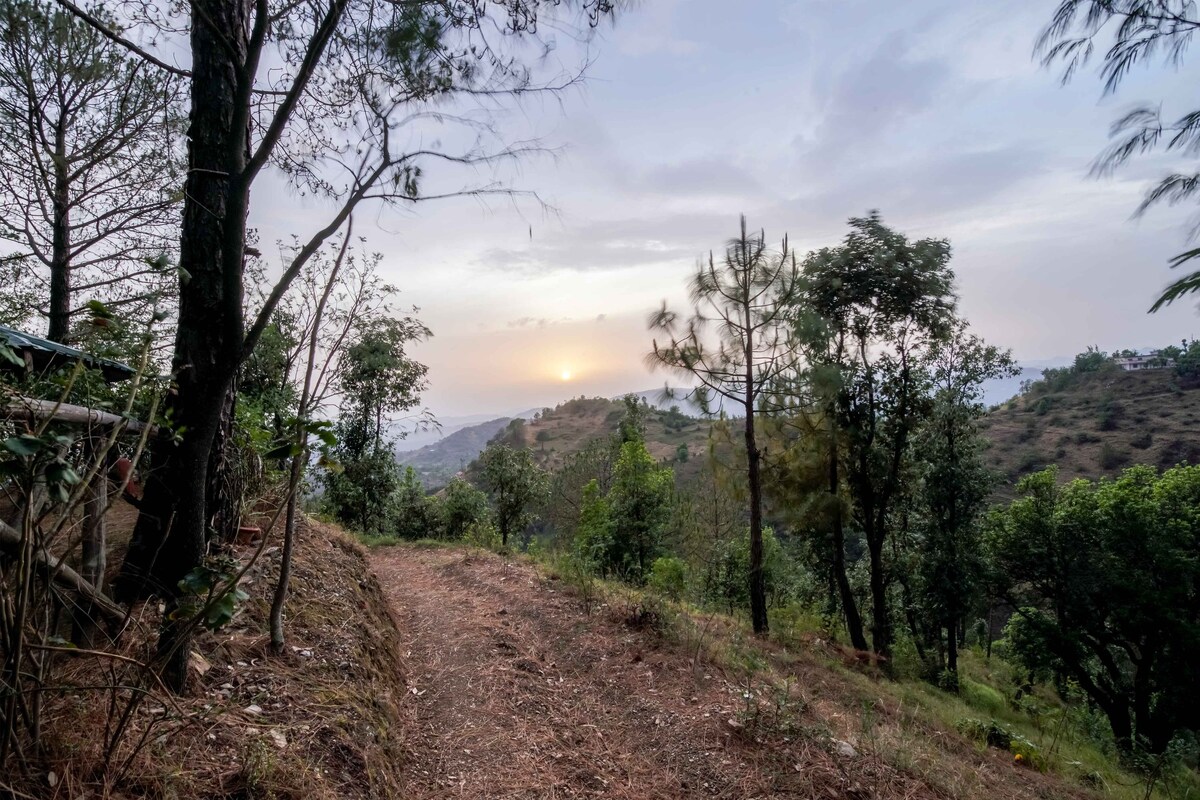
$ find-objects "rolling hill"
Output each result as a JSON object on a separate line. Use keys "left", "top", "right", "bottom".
{"left": 977, "top": 366, "right": 1200, "bottom": 498}
{"left": 400, "top": 391, "right": 713, "bottom": 487}
{"left": 401, "top": 367, "right": 1200, "bottom": 493}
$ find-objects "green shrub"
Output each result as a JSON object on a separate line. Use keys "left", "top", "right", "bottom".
{"left": 961, "top": 679, "right": 1006, "bottom": 716}
{"left": 1099, "top": 443, "right": 1129, "bottom": 471}
{"left": 463, "top": 519, "right": 501, "bottom": 550}
{"left": 1097, "top": 398, "right": 1124, "bottom": 431}
{"left": 1015, "top": 450, "right": 1044, "bottom": 475}
{"left": 956, "top": 717, "right": 1011, "bottom": 750}
{"left": 647, "top": 556, "right": 688, "bottom": 601}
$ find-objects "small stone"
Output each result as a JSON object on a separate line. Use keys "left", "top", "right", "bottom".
{"left": 832, "top": 739, "right": 857, "bottom": 758}
{"left": 267, "top": 729, "right": 287, "bottom": 749}
{"left": 243, "top": 704, "right": 264, "bottom": 716}
{"left": 189, "top": 651, "right": 212, "bottom": 676}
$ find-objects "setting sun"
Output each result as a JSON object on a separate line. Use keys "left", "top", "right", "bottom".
{"left": 560, "top": 369, "right": 572, "bottom": 381}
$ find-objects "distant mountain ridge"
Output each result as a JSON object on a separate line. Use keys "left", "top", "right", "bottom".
{"left": 396, "top": 417, "right": 513, "bottom": 486}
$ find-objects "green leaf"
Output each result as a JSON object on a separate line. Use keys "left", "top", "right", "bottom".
{"left": 265, "top": 442, "right": 301, "bottom": 460}
{"left": 85, "top": 299, "right": 113, "bottom": 319}
{"left": 3, "top": 435, "right": 42, "bottom": 456}
{"left": 0, "top": 342, "right": 24, "bottom": 367}
{"left": 45, "top": 462, "right": 81, "bottom": 486}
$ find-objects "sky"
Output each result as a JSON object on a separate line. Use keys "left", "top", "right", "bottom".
{"left": 252, "top": 0, "right": 1200, "bottom": 419}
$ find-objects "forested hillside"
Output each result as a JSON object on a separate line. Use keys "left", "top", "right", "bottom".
{"left": 399, "top": 416, "right": 512, "bottom": 486}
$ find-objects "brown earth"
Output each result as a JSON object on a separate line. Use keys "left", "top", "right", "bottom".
{"left": 371, "top": 545, "right": 1089, "bottom": 800}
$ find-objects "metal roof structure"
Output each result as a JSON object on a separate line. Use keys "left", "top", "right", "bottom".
{"left": 0, "top": 323, "right": 136, "bottom": 382}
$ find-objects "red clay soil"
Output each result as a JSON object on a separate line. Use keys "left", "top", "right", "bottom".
{"left": 371, "top": 546, "right": 953, "bottom": 800}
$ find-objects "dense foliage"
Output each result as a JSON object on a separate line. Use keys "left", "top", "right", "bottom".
{"left": 988, "top": 465, "right": 1200, "bottom": 755}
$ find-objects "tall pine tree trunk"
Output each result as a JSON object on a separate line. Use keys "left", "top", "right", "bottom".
{"left": 115, "top": 0, "right": 251, "bottom": 692}
{"left": 746, "top": 409, "right": 767, "bottom": 634}
{"left": 49, "top": 113, "right": 70, "bottom": 344}
{"left": 744, "top": 313, "right": 767, "bottom": 635}
{"left": 207, "top": 383, "right": 242, "bottom": 545}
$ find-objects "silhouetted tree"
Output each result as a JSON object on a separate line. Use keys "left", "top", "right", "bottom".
{"left": 797, "top": 212, "right": 956, "bottom": 658}
{"left": 61, "top": 0, "right": 617, "bottom": 690}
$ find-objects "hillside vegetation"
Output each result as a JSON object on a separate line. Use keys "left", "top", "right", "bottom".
{"left": 978, "top": 366, "right": 1200, "bottom": 497}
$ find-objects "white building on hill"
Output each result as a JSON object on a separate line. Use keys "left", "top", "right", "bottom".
{"left": 1112, "top": 352, "right": 1174, "bottom": 371}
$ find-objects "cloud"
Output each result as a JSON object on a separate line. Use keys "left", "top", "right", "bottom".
{"left": 476, "top": 212, "right": 731, "bottom": 275}
{"left": 796, "top": 36, "right": 952, "bottom": 173}
{"left": 613, "top": 0, "right": 701, "bottom": 57}
{"left": 628, "top": 157, "right": 763, "bottom": 199}
{"left": 506, "top": 317, "right": 548, "bottom": 329}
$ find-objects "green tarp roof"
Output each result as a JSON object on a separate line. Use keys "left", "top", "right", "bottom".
{"left": 0, "top": 324, "right": 136, "bottom": 382}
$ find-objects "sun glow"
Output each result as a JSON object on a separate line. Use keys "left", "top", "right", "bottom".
{"left": 560, "top": 369, "right": 572, "bottom": 381}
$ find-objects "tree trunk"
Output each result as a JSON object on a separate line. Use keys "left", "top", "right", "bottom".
{"left": 866, "top": 529, "right": 892, "bottom": 658}
{"left": 48, "top": 113, "right": 70, "bottom": 344}
{"left": 946, "top": 619, "right": 958, "bottom": 680}
{"left": 115, "top": 0, "right": 252, "bottom": 693}
{"left": 745, "top": 407, "right": 768, "bottom": 634}
{"left": 828, "top": 418, "right": 868, "bottom": 650}
{"left": 897, "top": 571, "right": 926, "bottom": 662}
{"left": 270, "top": 222, "right": 346, "bottom": 654}
{"left": 207, "top": 383, "right": 242, "bottom": 545}
{"left": 269, "top": 454, "right": 302, "bottom": 654}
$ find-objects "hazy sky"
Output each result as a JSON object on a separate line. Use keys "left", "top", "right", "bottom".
{"left": 253, "top": 0, "right": 1200, "bottom": 419}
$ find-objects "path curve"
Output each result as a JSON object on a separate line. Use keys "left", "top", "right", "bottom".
{"left": 371, "top": 546, "right": 803, "bottom": 799}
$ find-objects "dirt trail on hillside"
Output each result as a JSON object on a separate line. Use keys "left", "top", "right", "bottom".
{"left": 369, "top": 546, "right": 948, "bottom": 800}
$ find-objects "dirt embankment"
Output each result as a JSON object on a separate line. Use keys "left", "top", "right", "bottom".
{"left": 30, "top": 519, "right": 409, "bottom": 799}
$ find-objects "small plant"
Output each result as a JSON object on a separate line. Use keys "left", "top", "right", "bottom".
{"left": 1099, "top": 443, "right": 1129, "bottom": 471}
{"left": 174, "top": 555, "right": 249, "bottom": 631}
{"left": 562, "top": 553, "right": 599, "bottom": 615}
{"left": 956, "top": 717, "right": 1011, "bottom": 750}
{"left": 647, "top": 556, "right": 688, "bottom": 601}
{"left": 463, "top": 518, "right": 501, "bottom": 550}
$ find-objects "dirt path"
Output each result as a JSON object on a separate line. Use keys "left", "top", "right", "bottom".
{"left": 370, "top": 546, "right": 825, "bottom": 799}
{"left": 369, "top": 546, "right": 1098, "bottom": 800}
